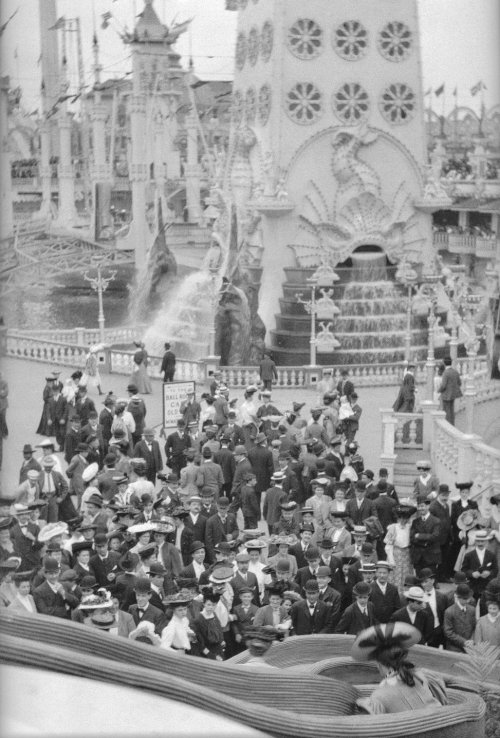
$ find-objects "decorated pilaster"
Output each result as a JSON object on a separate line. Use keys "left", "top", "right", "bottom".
{"left": 0, "top": 76, "right": 14, "bottom": 240}
{"left": 129, "top": 93, "right": 149, "bottom": 269}
{"left": 185, "top": 107, "right": 202, "bottom": 222}
{"left": 38, "top": 117, "right": 53, "bottom": 218}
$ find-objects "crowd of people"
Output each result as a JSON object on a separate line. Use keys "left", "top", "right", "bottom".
{"left": 1, "top": 364, "right": 499, "bottom": 670}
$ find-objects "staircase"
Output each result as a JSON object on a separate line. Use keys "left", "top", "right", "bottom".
{"left": 269, "top": 263, "right": 428, "bottom": 367}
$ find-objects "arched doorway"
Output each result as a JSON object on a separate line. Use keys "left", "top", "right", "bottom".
{"left": 337, "top": 245, "right": 393, "bottom": 282}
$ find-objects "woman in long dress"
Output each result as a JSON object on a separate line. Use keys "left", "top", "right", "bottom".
{"left": 36, "top": 376, "right": 56, "bottom": 435}
{"left": 352, "top": 622, "right": 448, "bottom": 714}
{"left": 384, "top": 505, "right": 416, "bottom": 595}
{"left": 81, "top": 345, "right": 104, "bottom": 395}
{"left": 129, "top": 342, "right": 152, "bottom": 394}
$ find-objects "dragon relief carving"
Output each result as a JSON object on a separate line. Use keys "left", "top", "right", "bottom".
{"left": 292, "top": 124, "right": 424, "bottom": 267}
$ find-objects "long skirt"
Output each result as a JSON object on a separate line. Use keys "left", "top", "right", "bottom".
{"left": 130, "top": 363, "right": 152, "bottom": 394}
{"left": 389, "top": 546, "right": 414, "bottom": 595}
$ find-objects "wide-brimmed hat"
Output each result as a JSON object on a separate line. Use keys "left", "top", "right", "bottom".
{"left": 22, "top": 444, "right": 35, "bottom": 454}
{"left": 457, "top": 509, "right": 487, "bottom": 531}
{"left": 209, "top": 566, "right": 234, "bottom": 584}
{"left": 244, "top": 626, "right": 281, "bottom": 643}
{"left": 352, "top": 622, "right": 421, "bottom": 661}
{"left": 37, "top": 521, "right": 68, "bottom": 542}
{"left": 82, "top": 463, "right": 99, "bottom": 483}
{"left": 456, "top": 481, "right": 473, "bottom": 491}
{"left": 406, "top": 586, "right": 425, "bottom": 602}
{"left": 394, "top": 505, "right": 417, "bottom": 519}
{"left": 163, "top": 591, "right": 194, "bottom": 607}
{"left": 245, "top": 538, "right": 266, "bottom": 550}
{"left": 127, "top": 522, "right": 157, "bottom": 535}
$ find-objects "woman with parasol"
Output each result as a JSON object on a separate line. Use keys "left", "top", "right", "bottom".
{"left": 352, "top": 622, "right": 448, "bottom": 714}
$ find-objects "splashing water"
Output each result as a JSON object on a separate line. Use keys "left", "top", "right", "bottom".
{"left": 143, "top": 270, "right": 219, "bottom": 360}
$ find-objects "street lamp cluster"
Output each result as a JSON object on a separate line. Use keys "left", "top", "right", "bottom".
{"left": 296, "top": 262, "right": 341, "bottom": 367}
{"left": 83, "top": 257, "right": 117, "bottom": 343}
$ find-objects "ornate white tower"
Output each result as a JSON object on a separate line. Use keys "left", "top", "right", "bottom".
{"left": 123, "top": 0, "right": 187, "bottom": 270}
{"left": 226, "top": 0, "right": 434, "bottom": 364}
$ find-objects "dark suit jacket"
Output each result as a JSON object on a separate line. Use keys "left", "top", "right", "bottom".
{"left": 369, "top": 581, "right": 401, "bottom": 622}
{"left": 335, "top": 601, "right": 377, "bottom": 635}
{"left": 443, "top": 603, "right": 476, "bottom": 651}
{"left": 10, "top": 522, "right": 44, "bottom": 570}
{"left": 248, "top": 445, "right": 275, "bottom": 496}
{"left": 439, "top": 367, "right": 462, "bottom": 401}
{"left": 230, "top": 458, "right": 253, "bottom": 500}
{"left": 231, "top": 603, "right": 258, "bottom": 638}
{"left": 213, "top": 447, "right": 236, "bottom": 486}
{"left": 19, "top": 457, "right": 42, "bottom": 484}
{"left": 179, "top": 562, "right": 208, "bottom": 582}
{"left": 165, "top": 431, "right": 191, "bottom": 463}
{"left": 345, "top": 497, "right": 377, "bottom": 527}
{"left": 461, "top": 549, "right": 498, "bottom": 596}
{"left": 33, "top": 580, "right": 79, "bottom": 619}
{"left": 289, "top": 542, "right": 311, "bottom": 571}
{"left": 184, "top": 512, "right": 207, "bottom": 544}
{"left": 132, "top": 439, "right": 163, "bottom": 483}
{"left": 410, "top": 514, "right": 441, "bottom": 566}
{"left": 205, "top": 513, "right": 239, "bottom": 560}
{"left": 231, "top": 570, "right": 260, "bottom": 607}
{"left": 372, "top": 495, "right": 397, "bottom": 533}
{"left": 319, "top": 586, "right": 342, "bottom": 628}
{"left": 219, "top": 423, "right": 246, "bottom": 449}
{"left": 429, "top": 500, "right": 452, "bottom": 545}
{"left": 128, "top": 602, "right": 165, "bottom": 634}
{"left": 99, "top": 408, "right": 114, "bottom": 449}
{"left": 291, "top": 599, "right": 333, "bottom": 635}
{"left": 295, "top": 566, "right": 320, "bottom": 594}
{"left": 75, "top": 396, "right": 96, "bottom": 426}
{"left": 115, "top": 572, "right": 138, "bottom": 610}
{"left": 390, "top": 606, "right": 433, "bottom": 644}
{"left": 89, "top": 551, "right": 121, "bottom": 588}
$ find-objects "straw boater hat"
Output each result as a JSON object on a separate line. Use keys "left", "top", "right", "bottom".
{"left": 37, "top": 522, "right": 69, "bottom": 543}
{"left": 352, "top": 622, "right": 421, "bottom": 661}
{"left": 456, "top": 509, "right": 487, "bottom": 532}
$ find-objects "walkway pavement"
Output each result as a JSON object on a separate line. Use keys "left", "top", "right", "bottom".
{"left": 0, "top": 356, "right": 396, "bottom": 494}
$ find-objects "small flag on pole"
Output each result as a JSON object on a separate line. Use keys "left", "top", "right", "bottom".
{"left": 424, "top": 87, "right": 432, "bottom": 96}
{"left": 434, "top": 84, "right": 445, "bottom": 97}
{"left": 49, "top": 17, "right": 65, "bottom": 30}
{"left": 470, "top": 81, "right": 486, "bottom": 96}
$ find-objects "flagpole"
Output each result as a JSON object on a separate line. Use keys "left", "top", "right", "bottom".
{"left": 441, "top": 88, "right": 446, "bottom": 136}
{"left": 453, "top": 87, "right": 458, "bottom": 144}
{"left": 479, "top": 84, "right": 486, "bottom": 136}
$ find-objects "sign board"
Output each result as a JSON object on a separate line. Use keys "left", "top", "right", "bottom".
{"left": 162, "top": 381, "right": 196, "bottom": 429}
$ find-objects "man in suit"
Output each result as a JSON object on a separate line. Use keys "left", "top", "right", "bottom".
{"left": 127, "top": 386, "right": 147, "bottom": 447}
{"left": 461, "top": 529, "right": 498, "bottom": 601}
{"left": 213, "top": 436, "right": 236, "bottom": 496}
{"left": 389, "top": 586, "right": 433, "bottom": 644}
{"left": 146, "top": 561, "right": 168, "bottom": 611}
{"left": 179, "top": 390, "right": 201, "bottom": 428}
{"left": 323, "top": 437, "right": 344, "bottom": 480}
{"left": 369, "top": 561, "right": 401, "bottom": 622}
{"left": 316, "top": 565, "right": 342, "bottom": 629}
{"left": 232, "top": 588, "right": 259, "bottom": 651}
{"left": 443, "top": 583, "right": 477, "bottom": 651}
{"left": 259, "top": 353, "right": 278, "bottom": 391}
{"left": 429, "top": 484, "right": 453, "bottom": 580}
{"left": 160, "top": 343, "right": 176, "bottom": 382}
{"left": 204, "top": 497, "right": 239, "bottom": 563}
{"left": 75, "top": 386, "right": 96, "bottom": 427}
{"left": 289, "top": 527, "right": 314, "bottom": 570}
{"left": 179, "top": 540, "right": 208, "bottom": 582}
{"left": 132, "top": 428, "right": 163, "bottom": 485}
{"left": 39, "top": 455, "right": 70, "bottom": 523}
{"left": 170, "top": 508, "right": 193, "bottom": 566}
{"left": 64, "top": 416, "right": 83, "bottom": 465}
{"left": 153, "top": 523, "right": 183, "bottom": 582}
{"left": 410, "top": 496, "right": 442, "bottom": 575}
{"left": 219, "top": 411, "right": 246, "bottom": 450}
{"left": 99, "top": 394, "right": 115, "bottom": 456}
{"left": 332, "top": 556, "right": 358, "bottom": 612}
{"left": 184, "top": 496, "right": 207, "bottom": 543}
{"left": 438, "top": 356, "right": 462, "bottom": 426}
{"left": 33, "top": 556, "right": 79, "bottom": 619}
{"left": 84, "top": 494, "right": 110, "bottom": 535}
{"left": 263, "top": 472, "right": 288, "bottom": 530}
{"left": 128, "top": 577, "right": 165, "bottom": 634}
{"left": 65, "top": 443, "right": 90, "bottom": 510}
{"left": 10, "top": 504, "right": 44, "bottom": 571}
{"left": 230, "top": 444, "right": 253, "bottom": 505}
{"left": 231, "top": 552, "right": 260, "bottom": 606}
{"left": 392, "top": 363, "right": 416, "bottom": 413}
{"left": 19, "top": 444, "right": 42, "bottom": 484}
{"left": 291, "top": 579, "right": 333, "bottom": 635}
{"left": 345, "top": 481, "right": 377, "bottom": 527}
{"left": 335, "top": 581, "right": 376, "bottom": 635}
{"left": 196, "top": 447, "right": 224, "bottom": 499}
{"left": 277, "top": 453, "right": 300, "bottom": 502}
{"left": 89, "top": 533, "right": 121, "bottom": 589}
{"left": 295, "top": 546, "right": 322, "bottom": 595}
{"left": 165, "top": 420, "right": 191, "bottom": 479}
{"left": 248, "top": 432, "right": 275, "bottom": 504}
{"left": 318, "top": 539, "right": 341, "bottom": 577}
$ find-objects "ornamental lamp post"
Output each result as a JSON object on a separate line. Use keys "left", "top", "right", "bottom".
{"left": 462, "top": 294, "right": 486, "bottom": 435}
{"left": 84, "top": 258, "right": 117, "bottom": 343}
{"left": 396, "top": 260, "right": 418, "bottom": 363}
{"left": 296, "top": 262, "right": 340, "bottom": 367}
{"left": 442, "top": 264, "right": 468, "bottom": 362}
{"left": 420, "top": 274, "right": 441, "bottom": 401}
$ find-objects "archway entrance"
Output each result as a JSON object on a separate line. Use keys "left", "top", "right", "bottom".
{"left": 338, "top": 245, "right": 390, "bottom": 282}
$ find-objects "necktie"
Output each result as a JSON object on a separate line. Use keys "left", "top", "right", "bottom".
{"left": 362, "top": 609, "right": 367, "bottom": 616}
{"left": 45, "top": 473, "right": 53, "bottom": 493}
{"left": 138, "top": 609, "right": 145, "bottom": 617}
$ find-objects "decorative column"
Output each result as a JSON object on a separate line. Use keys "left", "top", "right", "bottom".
{"left": 463, "top": 295, "right": 485, "bottom": 435}
{"left": 0, "top": 76, "right": 14, "bottom": 240}
{"left": 129, "top": 93, "right": 149, "bottom": 270}
{"left": 442, "top": 264, "right": 468, "bottom": 363}
{"left": 38, "top": 119, "right": 53, "bottom": 217}
{"left": 56, "top": 110, "right": 77, "bottom": 225}
{"left": 185, "top": 107, "right": 201, "bottom": 223}
{"left": 90, "top": 97, "right": 112, "bottom": 239}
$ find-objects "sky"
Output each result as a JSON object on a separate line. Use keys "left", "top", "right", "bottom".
{"left": 0, "top": 0, "right": 498, "bottom": 116}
